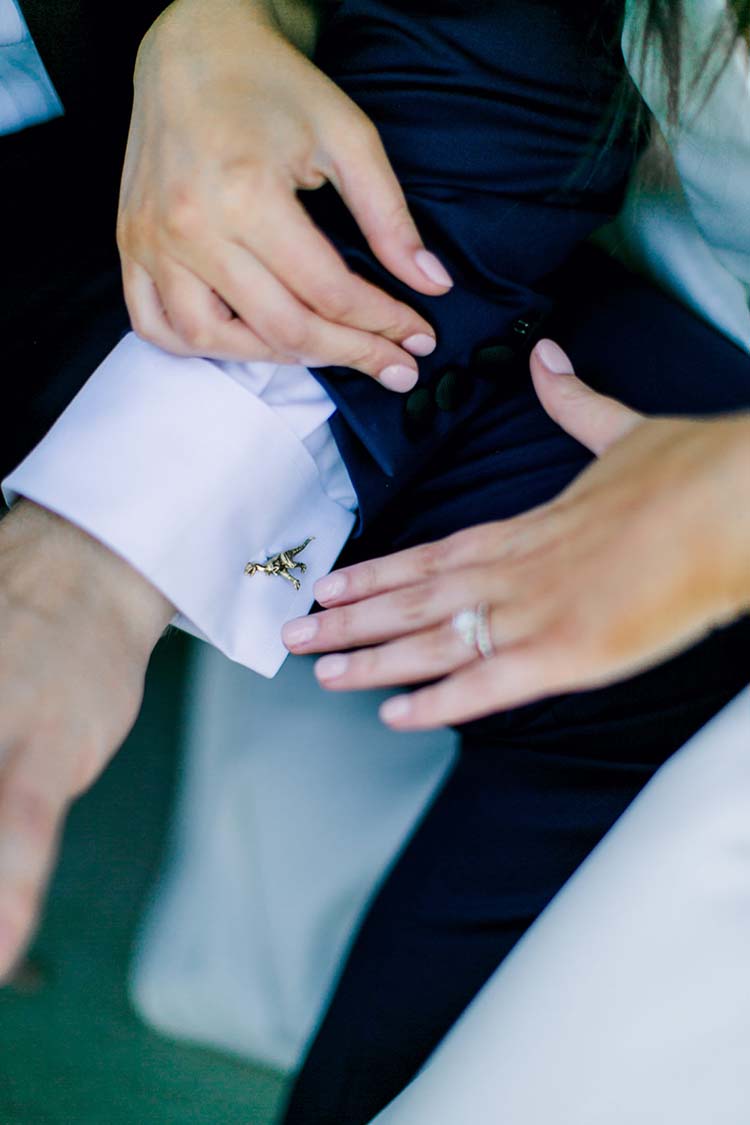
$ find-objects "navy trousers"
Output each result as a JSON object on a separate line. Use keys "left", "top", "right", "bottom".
{"left": 282, "top": 251, "right": 750, "bottom": 1124}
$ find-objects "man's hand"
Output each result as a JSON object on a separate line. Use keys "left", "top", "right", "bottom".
{"left": 0, "top": 502, "right": 174, "bottom": 979}
{"left": 284, "top": 341, "right": 750, "bottom": 728}
{"left": 118, "top": 0, "right": 452, "bottom": 389}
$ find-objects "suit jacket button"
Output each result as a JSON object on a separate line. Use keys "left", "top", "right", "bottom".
{"left": 513, "top": 310, "right": 546, "bottom": 343}
{"left": 434, "top": 367, "right": 465, "bottom": 411}
{"left": 471, "top": 343, "right": 517, "bottom": 380}
{"left": 405, "top": 386, "right": 435, "bottom": 436}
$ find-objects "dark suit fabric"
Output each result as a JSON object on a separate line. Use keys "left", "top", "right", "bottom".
{"left": 4, "top": 7, "right": 749, "bottom": 1120}
{"left": 308, "top": 0, "right": 637, "bottom": 525}
{"left": 279, "top": 5, "right": 750, "bottom": 1122}
{"left": 2, "top": 2, "right": 163, "bottom": 479}
{"left": 283, "top": 250, "right": 750, "bottom": 1125}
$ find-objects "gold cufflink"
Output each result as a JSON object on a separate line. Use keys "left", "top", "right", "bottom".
{"left": 245, "top": 538, "right": 314, "bottom": 592}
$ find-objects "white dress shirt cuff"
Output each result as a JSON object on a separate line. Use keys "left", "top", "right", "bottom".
{"left": 0, "top": 0, "right": 64, "bottom": 135}
{"left": 3, "top": 334, "right": 356, "bottom": 677}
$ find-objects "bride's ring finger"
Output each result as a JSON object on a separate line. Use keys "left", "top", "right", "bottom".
{"left": 314, "top": 621, "right": 479, "bottom": 691}
{"left": 313, "top": 602, "right": 529, "bottom": 691}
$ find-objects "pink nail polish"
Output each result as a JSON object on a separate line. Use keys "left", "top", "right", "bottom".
{"left": 315, "top": 654, "right": 349, "bottom": 681}
{"left": 282, "top": 618, "right": 319, "bottom": 648}
{"left": 315, "top": 574, "right": 347, "bottom": 603}
{"left": 535, "top": 339, "right": 574, "bottom": 375}
{"left": 415, "top": 250, "right": 453, "bottom": 289}
{"left": 380, "top": 695, "right": 412, "bottom": 724}
{"left": 402, "top": 333, "right": 436, "bottom": 358}
{"left": 379, "top": 365, "right": 419, "bottom": 393}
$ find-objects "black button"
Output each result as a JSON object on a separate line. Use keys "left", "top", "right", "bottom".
{"left": 405, "top": 386, "right": 435, "bottom": 437}
{"left": 512, "top": 310, "right": 546, "bottom": 344}
{"left": 434, "top": 367, "right": 465, "bottom": 411}
{"left": 471, "top": 342, "right": 517, "bottom": 380}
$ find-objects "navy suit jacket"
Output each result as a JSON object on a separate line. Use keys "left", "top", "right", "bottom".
{"left": 307, "top": 0, "right": 636, "bottom": 526}
{"left": 4, "top": 1, "right": 634, "bottom": 490}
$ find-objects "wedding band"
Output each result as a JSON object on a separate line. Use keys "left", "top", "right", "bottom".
{"left": 451, "top": 602, "right": 494, "bottom": 660}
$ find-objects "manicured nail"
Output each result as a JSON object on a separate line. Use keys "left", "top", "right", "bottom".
{"left": 282, "top": 617, "right": 319, "bottom": 648}
{"left": 315, "top": 654, "right": 349, "bottom": 682}
{"left": 315, "top": 573, "right": 347, "bottom": 603}
{"left": 415, "top": 250, "right": 454, "bottom": 289}
{"left": 535, "top": 339, "right": 574, "bottom": 375}
{"left": 402, "top": 333, "right": 436, "bottom": 358}
{"left": 379, "top": 364, "right": 419, "bottom": 393}
{"left": 380, "top": 695, "right": 413, "bottom": 724}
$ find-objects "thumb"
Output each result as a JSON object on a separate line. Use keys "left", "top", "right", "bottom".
{"left": 530, "top": 339, "right": 644, "bottom": 456}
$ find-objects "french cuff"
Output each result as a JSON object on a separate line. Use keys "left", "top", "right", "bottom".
{"left": 3, "top": 334, "right": 355, "bottom": 677}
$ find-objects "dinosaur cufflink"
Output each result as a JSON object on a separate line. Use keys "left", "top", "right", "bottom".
{"left": 244, "top": 538, "right": 314, "bottom": 592}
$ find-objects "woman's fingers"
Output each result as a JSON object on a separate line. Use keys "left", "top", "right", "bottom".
{"left": 284, "top": 567, "right": 524, "bottom": 655}
{"left": 377, "top": 644, "right": 569, "bottom": 730}
{"left": 178, "top": 240, "right": 422, "bottom": 386}
{"left": 149, "top": 261, "right": 278, "bottom": 361}
{"left": 241, "top": 195, "right": 438, "bottom": 354}
{"left": 314, "top": 599, "right": 537, "bottom": 691}
{"left": 531, "top": 340, "right": 644, "bottom": 455}
{"left": 313, "top": 518, "right": 548, "bottom": 608}
{"left": 122, "top": 258, "right": 194, "bottom": 356}
{"left": 325, "top": 112, "right": 453, "bottom": 297}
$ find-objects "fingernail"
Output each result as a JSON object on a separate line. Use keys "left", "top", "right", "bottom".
{"left": 282, "top": 617, "right": 319, "bottom": 648}
{"left": 315, "top": 654, "right": 349, "bottom": 682}
{"left": 415, "top": 250, "right": 454, "bottom": 289}
{"left": 315, "top": 573, "right": 347, "bottom": 603}
{"left": 535, "top": 339, "right": 574, "bottom": 375}
{"left": 379, "top": 364, "right": 419, "bottom": 393}
{"left": 380, "top": 695, "right": 412, "bottom": 724}
{"left": 402, "top": 333, "right": 436, "bottom": 358}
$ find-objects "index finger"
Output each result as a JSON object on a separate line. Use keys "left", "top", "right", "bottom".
{"left": 242, "top": 194, "right": 438, "bottom": 349}
{"left": 323, "top": 114, "right": 454, "bottom": 297}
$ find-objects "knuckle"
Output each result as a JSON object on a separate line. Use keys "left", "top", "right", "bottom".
{"left": 332, "top": 603, "right": 357, "bottom": 639}
{"left": 272, "top": 315, "right": 311, "bottom": 356}
{"left": 395, "top": 582, "right": 434, "bottom": 626}
{"left": 417, "top": 540, "right": 451, "bottom": 579}
{"left": 177, "top": 316, "right": 214, "bottom": 354}
{"left": 351, "top": 561, "right": 378, "bottom": 598}
{"left": 163, "top": 191, "right": 203, "bottom": 242}
{"left": 128, "top": 306, "right": 158, "bottom": 343}
{"left": 315, "top": 282, "right": 356, "bottom": 323}
{"left": 344, "top": 110, "right": 382, "bottom": 156}
{"left": 432, "top": 627, "right": 462, "bottom": 668}
{"left": 353, "top": 647, "right": 380, "bottom": 681}
{"left": 344, "top": 339, "right": 383, "bottom": 373}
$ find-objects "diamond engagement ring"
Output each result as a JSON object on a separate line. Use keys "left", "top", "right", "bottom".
{"left": 451, "top": 602, "right": 494, "bottom": 660}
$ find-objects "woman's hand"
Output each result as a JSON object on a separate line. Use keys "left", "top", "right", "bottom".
{"left": 283, "top": 340, "right": 750, "bottom": 729}
{"left": 117, "top": 0, "right": 452, "bottom": 390}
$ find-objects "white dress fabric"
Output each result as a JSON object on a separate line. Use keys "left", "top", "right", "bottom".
{"left": 131, "top": 644, "right": 457, "bottom": 1073}
{"left": 373, "top": 685, "right": 750, "bottom": 1125}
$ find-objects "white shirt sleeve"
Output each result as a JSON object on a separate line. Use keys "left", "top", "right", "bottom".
{"left": 3, "top": 333, "right": 357, "bottom": 677}
{"left": 0, "top": 0, "right": 63, "bottom": 136}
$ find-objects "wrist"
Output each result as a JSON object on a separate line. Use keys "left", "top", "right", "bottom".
{"left": 1, "top": 502, "right": 174, "bottom": 657}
